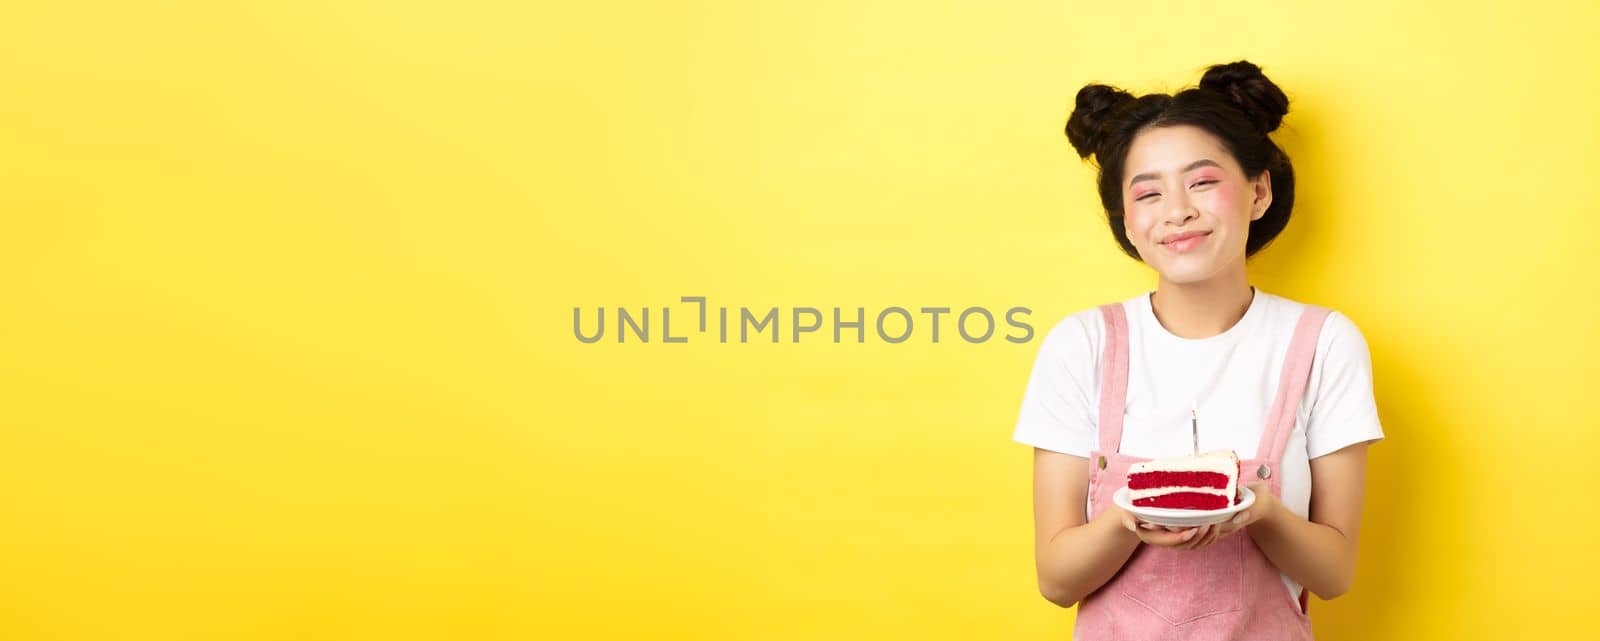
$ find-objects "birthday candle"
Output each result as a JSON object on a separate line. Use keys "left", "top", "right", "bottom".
{"left": 1191, "top": 405, "right": 1198, "bottom": 455}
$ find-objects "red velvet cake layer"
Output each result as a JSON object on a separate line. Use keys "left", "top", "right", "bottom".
{"left": 1132, "top": 492, "right": 1231, "bottom": 510}
{"left": 1126, "top": 471, "right": 1230, "bottom": 490}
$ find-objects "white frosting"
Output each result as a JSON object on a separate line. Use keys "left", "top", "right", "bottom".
{"left": 1129, "top": 486, "right": 1229, "bottom": 500}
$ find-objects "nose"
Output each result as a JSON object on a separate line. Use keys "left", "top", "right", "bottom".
{"left": 1164, "top": 193, "right": 1199, "bottom": 226}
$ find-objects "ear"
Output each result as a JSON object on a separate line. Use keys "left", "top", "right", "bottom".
{"left": 1250, "top": 170, "right": 1272, "bottom": 221}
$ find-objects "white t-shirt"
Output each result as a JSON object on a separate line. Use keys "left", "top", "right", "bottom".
{"left": 1011, "top": 287, "right": 1385, "bottom": 604}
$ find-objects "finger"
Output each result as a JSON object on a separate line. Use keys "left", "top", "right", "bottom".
{"left": 1140, "top": 527, "right": 1197, "bottom": 547}
{"left": 1168, "top": 529, "right": 1200, "bottom": 547}
{"left": 1174, "top": 525, "right": 1209, "bottom": 550}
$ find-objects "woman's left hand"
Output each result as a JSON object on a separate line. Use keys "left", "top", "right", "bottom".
{"left": 1180, "top": 482, "right": 1279, "bottom": 550}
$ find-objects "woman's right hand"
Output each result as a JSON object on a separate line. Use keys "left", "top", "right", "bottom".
{"left": 1116, "top": 507, "right": 1213, "bottom": 550}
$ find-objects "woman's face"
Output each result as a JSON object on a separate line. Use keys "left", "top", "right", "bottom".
{"left": 1120, "top": 124, "right": 1271, "bottom": 285}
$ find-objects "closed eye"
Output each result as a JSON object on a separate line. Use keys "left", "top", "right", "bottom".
{"left": 1136, "top": 180, "right": 1217, "bottom": 202}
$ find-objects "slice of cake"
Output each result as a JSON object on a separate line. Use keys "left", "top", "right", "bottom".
{"left": 1127, "top": 450, "right": 1240, "bottom": 510}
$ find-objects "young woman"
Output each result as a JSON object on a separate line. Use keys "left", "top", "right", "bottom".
{"left": 1011, "top": 60, "right": 1384, "bottom": 639}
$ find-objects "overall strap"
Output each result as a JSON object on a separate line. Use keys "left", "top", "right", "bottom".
{"left": 1254, "top": 305, "right": 1333, "bottom": 466}
{"left": 1096, "top": 303, "right": 1130, "bottom": 453}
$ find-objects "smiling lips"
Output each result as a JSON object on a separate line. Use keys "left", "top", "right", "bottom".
{"left": 1160, "top": 231, "right": 1211, "bottom": 253}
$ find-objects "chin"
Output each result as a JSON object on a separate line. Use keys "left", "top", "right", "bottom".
{"left": 1151, "top": 262, "right": 1226, "bottom": 284}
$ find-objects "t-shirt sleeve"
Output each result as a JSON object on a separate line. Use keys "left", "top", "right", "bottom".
{"left": 1011, "top": 314, "right": 1099, "bottom": 458}
{"left": 1304, "top": 311, "right": 1386, "bottom": 459}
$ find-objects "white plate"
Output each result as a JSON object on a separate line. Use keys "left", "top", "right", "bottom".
{"left": 1112, "top": 486, "right": 1255, "bottom": 528}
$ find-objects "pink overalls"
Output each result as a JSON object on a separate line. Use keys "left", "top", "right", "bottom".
{"left": 1074, "top": 302, "right": 1330, "bottom": 640}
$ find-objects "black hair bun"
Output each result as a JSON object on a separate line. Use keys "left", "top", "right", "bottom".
{"left": 1198, "top": 60, "right": 1289, "bottom": 134}
{"left": 1064, "top": 83, "right": 1136, "bottom": 160}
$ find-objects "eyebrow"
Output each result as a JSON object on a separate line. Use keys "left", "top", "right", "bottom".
{"left": 1128, "top": 159, "right": 1223, "bottom": 187}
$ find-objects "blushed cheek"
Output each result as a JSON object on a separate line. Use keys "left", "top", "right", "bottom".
{"left": 1210, "top": 183, "right": 1244, "bottom": 214}
{"left": 1124, "top": 209, "right": 1154, "bottom": 242}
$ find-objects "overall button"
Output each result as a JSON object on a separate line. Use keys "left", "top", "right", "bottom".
{"left": 1098, "top": 456, "right": 1107, "bottom": 470}
{"left": 1257, "top": 464, "right": 1272, "bottom": 479}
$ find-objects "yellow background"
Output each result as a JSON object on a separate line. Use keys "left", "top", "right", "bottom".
{"left": 1, "top": 1, "right": 1596, "bottom": 639}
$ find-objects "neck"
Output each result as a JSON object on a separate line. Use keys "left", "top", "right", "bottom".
{"left": 1149, "top": 268, "right": 1255, "bottom": 339}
